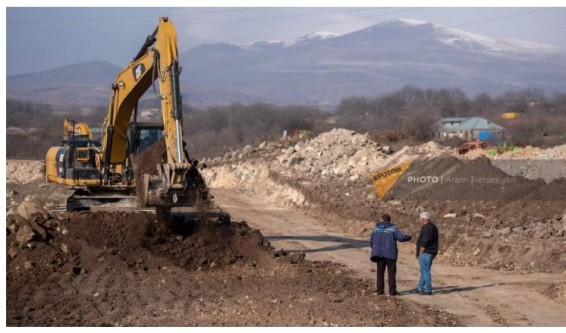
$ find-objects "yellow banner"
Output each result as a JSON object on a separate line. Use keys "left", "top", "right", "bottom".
{"left": 369, "top": 159, "right": 414, "bottom": 200}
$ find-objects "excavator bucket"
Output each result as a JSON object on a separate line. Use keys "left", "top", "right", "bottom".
{"left": 138, "top": 165, "right": 197, "bottom": 208}
{"left": 132, "top": 138, "right": 197, "bottom": 209}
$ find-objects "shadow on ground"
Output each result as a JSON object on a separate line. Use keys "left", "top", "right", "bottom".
{"left": 399, "top": 284, "right": 496, "bottom": 296}
{"left": 265, "top": 235, "right": 369, "bottom": 253}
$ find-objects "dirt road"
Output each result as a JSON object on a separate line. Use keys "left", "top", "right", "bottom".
{"left": 212, "top": 189, "right": 566, "bottom": 327}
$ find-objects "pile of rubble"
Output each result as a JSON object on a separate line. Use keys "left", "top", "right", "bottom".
{"left": 493, "top": 215, "right": 566, "bottom": 240}
{"left": 200, "top": 141, "right": 285, "bottom": 166}
{"left": 541, "top": 144, "right": 566, "bottom": 159}
{"left": 441, "top": 210, "right": 566, "bottom": 272}
{"left": 272, "top": 129, "right": 392, "bottom": 181}
{"left": 6, "top": 198, "right": 55, "bottom": 261}
{"left": 451, "top": 143, "right": 566, "bottom": 182}
{"left": 6, "top": 190, "right": 50, "bottom": 216}
{"left": 487, "top": 144, "right": 566, "bottom": 183}
{"left": 464, "top": 143, "right": 566, "bottom": 160}
{"left": 200, "top": 129, "right": 454, "bottom": 184}
{"left": 201, "top": 129, "right": 457, "bottom": 208}
{"left": 6, "top": 160, "right": 45, "bottom": 184}
{"left": 201, "top": 162, "right": 308, "bottom": 207}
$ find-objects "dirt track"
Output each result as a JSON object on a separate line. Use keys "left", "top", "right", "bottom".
{"left": 212, "top": 188, "right": 566, "bottom": 326}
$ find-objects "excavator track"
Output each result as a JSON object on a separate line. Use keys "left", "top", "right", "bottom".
{"left": 44, "top": 187, "right": 155, "bottom": 214}
{"left": 44, "top": 187, "right": 75, "bottom": 215}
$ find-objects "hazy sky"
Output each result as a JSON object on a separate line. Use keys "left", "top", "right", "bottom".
{"left": 6, "top": 7, "right": 566, "bottom": 75}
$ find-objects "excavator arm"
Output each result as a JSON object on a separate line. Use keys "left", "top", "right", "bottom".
{"left": 99, "top": 17, "right": 192, "bottom": 206}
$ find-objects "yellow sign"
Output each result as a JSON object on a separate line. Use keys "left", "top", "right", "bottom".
{"left": 369, "top": 159, "right": 414, "bottom": 199}
{"left": 501, "top": 112, "right": 519, "bottom": 120}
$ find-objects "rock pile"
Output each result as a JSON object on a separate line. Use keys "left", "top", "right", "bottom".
{"left": 272, "top": 129, "right": 391, "bottom": 180}
{"left": 442, "top": 210, "right": 566, "bottom": 272}
{"left": 199, "top": 141, "right": 286, "bottom": 166}
{"left": 16, "top": 195, "right": 50, "bottom": 220}
{"left": 6, "top": 212, "right": 56, "bottom": 258}
{"left": 466, "top": 143, "right": 566, "bottom": 160}
{"left": 533, "top": 144, "right": 566, "bottom": 159}
{"left": 493, "top": 215, "right": 566, "bottom": 239}
{"left": 485, "top": 144, "right": 566, "bottom": 183}
{"left": 6, "top": 160, "right": 45, "bottom": 184}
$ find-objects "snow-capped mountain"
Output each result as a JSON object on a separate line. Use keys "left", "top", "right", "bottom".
{"left": 8, "top": 19, "right": 566, "bottom": 107}
{"left": 239, "top": 31, "right": 340, "bottom": 50}
{"left": 178, "top": 18, "right": 566, "bottom": 106}
{"left": 295, "top": 31, "right": 340, "bottom": 44}
{"left": 244, "top": 40, "right": 294, "bottom": 50}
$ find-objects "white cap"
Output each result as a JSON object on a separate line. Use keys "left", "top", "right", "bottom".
{"left": 420, "top": 211, "right": 431, "bottom": 220}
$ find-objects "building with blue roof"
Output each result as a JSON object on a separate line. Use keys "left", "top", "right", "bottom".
{"left": 436, "top": 117, "right": 506, "bottom": 142}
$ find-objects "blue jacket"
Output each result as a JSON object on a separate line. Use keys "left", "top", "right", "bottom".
{"left": 370, "top": 222, "right": 412, "bottom": 261}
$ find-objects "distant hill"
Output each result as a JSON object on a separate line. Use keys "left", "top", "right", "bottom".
{"left": 7, "top": 61, "right": 121, "bottom": 105}
{"left": 8, "top": 60, "right": 120, "bottom": 88}
{"left": 8, "top": 19, "right": 566, "bottom": 107}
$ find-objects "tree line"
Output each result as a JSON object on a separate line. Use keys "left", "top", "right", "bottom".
{"left": 334, "top": 86, "right": 566, "bottom": 146}
{"left": 6, "top": 87, "right": 566, "bottom": 159}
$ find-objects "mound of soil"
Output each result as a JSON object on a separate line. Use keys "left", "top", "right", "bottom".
{"left": 7, "top": 210, "right": 460, "bottom": 326}
{"left": 385, "top": 156, "right": 566, "bottom": 201}
{"left": 6, "top": 211, "right": 273, "bottom": 326}
{"left": 61, "top": 211, "right": 271, "bottom": 271}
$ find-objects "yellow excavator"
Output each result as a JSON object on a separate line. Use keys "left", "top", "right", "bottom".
{"left": 45, "top": 17, "right": 197, "bottom": 211}
{"left": 63, "top": 118, "right": 93, "bottom": 141}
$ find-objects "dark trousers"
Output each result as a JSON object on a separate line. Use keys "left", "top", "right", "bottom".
{"left": 375, "top": 257, "right": 397, "bottom": 294}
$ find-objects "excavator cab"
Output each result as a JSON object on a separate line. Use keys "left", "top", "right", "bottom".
{"left": 128, "top": 122, "right": 164, "bottom": 155}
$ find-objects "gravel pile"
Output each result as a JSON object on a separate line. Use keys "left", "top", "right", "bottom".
{"left": 6, "top": 160, "right": 45, "bottom": 184}
{"left": 272, "top": 128, "right": 391, "bottom": 181}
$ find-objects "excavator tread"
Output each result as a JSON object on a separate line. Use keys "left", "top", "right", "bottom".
{"left": 44, "top": 187, "right": 75, "bottom": 214}
{"left": 44, "top": 187, "right": 156, "bottom": 214}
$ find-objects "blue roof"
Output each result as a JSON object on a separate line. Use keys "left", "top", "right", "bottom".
{"left": 438, "top": 117, "right": 504, "bottom": 131}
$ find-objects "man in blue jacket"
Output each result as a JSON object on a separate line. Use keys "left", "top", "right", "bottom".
{"left": 370, "top": 214, "right": 412, "bottom": 296}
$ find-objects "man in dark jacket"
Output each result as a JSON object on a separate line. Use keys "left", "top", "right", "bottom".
{"left": 370, "top": 214, "right": 412, "bottom": 296}
{"left": 416, "top": 211, "right": 439, "bottom": 295}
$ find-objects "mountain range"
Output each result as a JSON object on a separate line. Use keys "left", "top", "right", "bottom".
{"left": 7, "top": 19, "right": 566, "bottom": 108}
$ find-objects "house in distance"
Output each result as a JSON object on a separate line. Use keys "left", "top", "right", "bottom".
{"left": 436, "top": 117, "right": 506, "bottom": 142}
